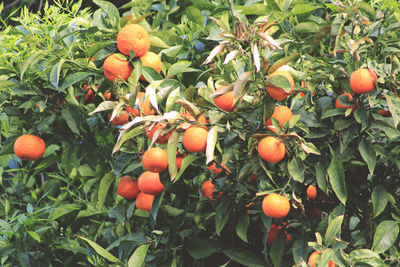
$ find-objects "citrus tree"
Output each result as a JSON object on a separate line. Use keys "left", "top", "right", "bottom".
{"left": 0, "top": 0, "right": 400, "bottom": 266}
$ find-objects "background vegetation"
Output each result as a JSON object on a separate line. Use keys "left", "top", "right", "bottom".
{"left": 0, "top": 0, "right": 400, "bottom": 266}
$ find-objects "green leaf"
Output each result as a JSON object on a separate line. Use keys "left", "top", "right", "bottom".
{"left": 93, "top": 0, "right": 120, "bottom": 27}
{"left": 241, "top": 4, "right": 267, "bottom": 15}
{"left": 59, "top": 72, "right": 91, "bottom": 92}
{"left": 386, "top": 94, "right": 400, "bottom": 128}
{"left": 372, "top": 220, "right": 399, "bottom": 253}
{"left": 287, "top": 157, "right": 305, "bottom": 183}
{"left": 128, "top": 244, "right": 150, "bottom": 267}
{"left": 142, "top": 66, "right": 162, "bottom": 82}
{"left": 165, "top": 88, "right": 180, "bottom": 112}
{"left": 324, "top": 215, "right": 344, "bottom": 246}
{"left": 20, "top": 50, "right": 47, "bottom": 80}
{"left": 167, "top": 61, "right": 198, "bottom": 77}
{"left": 371, "top": 185, "right": 391, "bottom": 218}
{"left": 0, "top": 80, "right": 17, "bottom": 90}
{"left": 294, "top": 22, "right": 320, "bottom": 33}
{"left": 235, "top": 212, "right": 249, "bottom": 243}
{"left": 269, "top": 230, "right": 286, "bottom": 267}
{"left": 358, "top": 139, "right": 376, "bottom": 174}
{"left": 186, "top": 6, "right": 204, "bottom": 25}
{"left": 50, "top": 59, "right": 65, "bottom": 88}
{"left": 186, "top": 238, "right": 219, "bottom": 259}
{"left": 61, "top": 107, "right": 81, "bottom": 135}
{"left": 290, "top": 4, "right": 319, "bottom": 15}
{"left": 223, "top": 248, "right": 265, "bottom": 267}
{"left": 49, "top": 204, "right": 79, "bottom": 220}
{"left": 315, "top": 162, "right": 328, "bottom": 194}
{"left": 268, "top": 53, "right": 299, "bottom": 75}
{"left": 215, "top": 199, "right": 232, "bottom": 236}
{"left": 206, "top": 126, "right": 219, "bottom": 165}
{"left": 27, "top": 231, "right": 41, "bottom": 243}
{"left": 97, "top": 172, "right": 115, "bottom": 209}
{"left": 174, "top": 154, "right": 198, "bottom": 183}
{"left": 168, "top": 131, "right": 180, "bottom": 181}
{"left": 150, "top": 36, "right": 169, "bottom": 48}
{"left": 349, "top": 249, "right": 380, "bottom": 260}
{"left": 327, "top": 147, "right": 347, "bottom": 205}
{"left": 77, "top": 235, "right": 119, "bottom": 263}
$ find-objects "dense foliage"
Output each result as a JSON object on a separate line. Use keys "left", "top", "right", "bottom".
{"left": 0, "top": 0, "right": 400, "bottom": 266}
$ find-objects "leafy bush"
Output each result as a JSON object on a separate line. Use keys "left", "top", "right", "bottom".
{"left": 0, "top": 0, "right": 400, "bottom": 266}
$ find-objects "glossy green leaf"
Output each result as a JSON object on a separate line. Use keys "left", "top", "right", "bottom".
{"left": 235, "top": 212, "right": 249, "bottom": 243}
{"left": 324, "top": 215, "right": 344, "bottom": 246}
{"left": 372, "top": 220, "right": 399, "bottom": 253}
{"left": 77, "top": 235, "right": 119, "bottom": 263}
{"left": 269, "top": 230, "right": 286, "bottom": 267}
{"left": 167, "top": 61, "right": 198, "bottom": 77}
{"left": 93, "top": 0, "right": 120, "bottom": 27}
{"left": 294, "top": 22, "right": 319, "bottom": 33}
{"left": 186, "top": 6, "right": 204, "bottom": 25}
{"left": 128, "top": 244, "right": 150, "bottom": 267}
{"left": 288, "top": 157, "right": 305, "bottom": 183}
{"left": 315, "top": 162, "right": 328, "bottom": 194}
{"left": 59, "top": 72, "right": 91, "bottom": 92}
{"left": 327, "top": 147, "right": 347, "bottom": 205}
{"left": 186, "top": 238, "right": 219, "bottom": 259}
{"left": 223, "top": 248, "right": 265, "bottom": 267}
{"left": 27, "top": 231, "right": 41, "bottom": 243}
{"left": 358, "top": 139, "right": 376, "bottom": 174}
{"left": 49, "top": 59, "right": 65, "bottom": 88}
{"left": 372, "top": 185, "right": 391, "bottom": 218}
{"left": 97, "top": 172, "right": 115, "bottom": 209}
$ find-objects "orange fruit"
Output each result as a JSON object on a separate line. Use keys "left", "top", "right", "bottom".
{"left": 117, "top": 176, "right": 139, "bottom": 200}
{"left": 308, "top": 251, "right": 337, "bottom": 267}
{"left": 335, "top": 93, "right": 357, "bottom": 111}
{"left": 201, "top": 180, "right": 216, "bottom": 199}
{"left": 14, "top": 134, "right": 46, "bottom": 161}
{"left": 182, "top": 127, "right": 208, "bottom": 153}
{"left": 136, "top": 192, "right": 155, "bottom": 212}
{"left": 258, "top": 136, "right": 286, "bottom": 164}
{"left": 176, "top": 154, "right": 186, "bottom": 169}
{"left": 262, "top": 193, "right": 290, "bottom": 219}
{"left": 103, "top": 53, "right": 133, "bottom": 82}
{"left": 350, "top": 68, "right": 377, "bottom": 94}
{"left": 142, "top": 147, "right": 168, "bottom": 173}
{"left": 140, "top": 51, "right": 162, "bottom": 81}
{"left": 266, "top": 71, "right": 295, "bottom": 100}
{"left": 138, "top": 171, "right": 164, "bottom": 195}
{"left": 265, "top": 106, "right": 293, "bottom": 132}
{"left": 104, "top": 90, "right": 112, "bottom": 100}
{"left": 109, "top": 111, "right": 129, "bottom": 126}
{"left": 207, "top": 159, "right": 230, "bottom": 174}
{"left": 146, "top": 122, "right": 172, "bottom": 144}
{"left": 133, "top": 92, "right": 155, "bottom": 116}
{"left": 116, "top": 24, "right": 150, "bottom": 57}
{"left": 213, "top": 86, "right": 235, "bottom": 112}
{"left": 379, "top": 109, "right": 391, "bottom": 117}
{"left": 267, "top": 223, "right": 291, "bottom": 246}
{"left": 84, "top": 89, "right": 95, "bottom": 104}
{"left": 307, "top": 185, "right": 317, "bottom": 200}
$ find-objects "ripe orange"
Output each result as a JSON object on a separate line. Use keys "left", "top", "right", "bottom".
{"left": 133, "top": 92, "right": 155, "bottom": 116}
{"left": 103, "top": 53, "right": 133, "bottom": 82}
{"left": 104, "top": 90, "right": 112, "bottom": 100}
{"left": 350, "top": 68, "right": 377, "bottom": 94}
{"left": 379, "top": 109, "right": 391, "bottom": 117}
{"left": 142, "top": 147, "right": 168, "bottom": 173}
{"left": 117, "top": 24, "right": 150, "bottom": 57}
{"left": 136, "top": 192, "right": 155, "bottom": 212}
{"left": 176, "top": 154, "right": 186, "bottom": 169}
{"left": 146, "top": 122, "right": 173, "bottom": 144}
{"left": 138, "top": 171, "right": 164, "bottom": 195}
{"left": 140, "top": 51, "right": 162, "bottom": 81}
{"left": 202, "top": 180, "right": 216, "bottom": 199}
{"left": 207, "top": 159, "right": 230, "bottom": 174}
{"left": 14, "top": 134, "right": 46, "bottom": 161}
{"left": 117, "top": 176, "right": 139, "bottom": 200}
{"left": 265, "top": 71, "right": 295, "bottom": 100}
{"left": 265, "top": 106, "right": 293, "bottom": 132}
{"left": 213, "top": 86, "right": 235, "bottom": 112}
{"left": 307, "top": 185, "right": 317, "bottom": 200}
{"left": 84, "top": 89, "right": 95, "bottom": 104}
{"left": 308, "top": 251, "right": 337, "bottom": 267}
{"left": 267, "top": 223, "right": 291, "bottom": 246}
{"left": 258, "top": 136, "right": 286, "bottom": 164}
{"left": 182, "top": 127, "right": 208, "bottom": 152}
{"left": 335, "top": 93, "right": 357, "bottom": 111}
{"left": 109, "top": 111, "right": 129, "bottom": 126}
{"left": 262, "top": 193, "right": 290, "bottom": 219}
